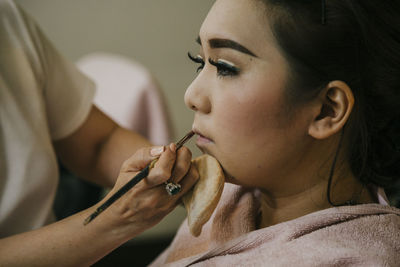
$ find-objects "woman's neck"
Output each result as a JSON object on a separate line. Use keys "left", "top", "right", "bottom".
{"left": 257, "top": 170, "right": 375, "bottom": 229}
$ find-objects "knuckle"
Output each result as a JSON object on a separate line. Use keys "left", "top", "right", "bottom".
{"left": 153, "top": 168, "right": 171, "bottom": 181}
{"left": 163, "top": 146, "right": 174, "bottom": 158}
{"left": 179, "top": 146, "right": 192, "bottom": 159}
{"left": 175, "top": 160, "right": 189, "bottom": 175}
{"left": 120, "top": 159, "right": 131, "bottom": 171}
{"left": 174, "top": 149, "right": 192, "bottom": 173}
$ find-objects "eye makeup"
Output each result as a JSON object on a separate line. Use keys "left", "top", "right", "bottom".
{"left": 208, "top": 58, "right": 240, "bottom": 77}
{"left": 188, "top": 52, "right": 240, "bottom": 77}
{"left": 188, "top": 52, "right": 205, "bottom": 72}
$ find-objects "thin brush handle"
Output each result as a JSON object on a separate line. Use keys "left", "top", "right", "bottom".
{"left": 83, "top": 164, "right": 152, "bottom": 225}
{"left": 83, "top": 131, "right": 194, "bottom": 225}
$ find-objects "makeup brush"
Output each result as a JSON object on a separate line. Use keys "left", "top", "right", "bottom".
{"left": 83, "top": 130, "right": 195, "bottom": 225}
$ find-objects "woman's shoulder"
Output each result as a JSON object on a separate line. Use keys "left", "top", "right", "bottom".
{"left": 278, "top": 203, "right": 400, "bottom": 243}
{"left": 288, "top": 204, "right": 400, "bottom": 265}
{"left": 205, "top": 204, "right": 400, "bottom": 266}
{"left": 151, "top": 194, "right": 400, "bottom": 267}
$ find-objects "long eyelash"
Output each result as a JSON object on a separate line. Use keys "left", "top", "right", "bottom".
{"left": 188, "top": 52, "right": 204, "bottom": 72}
{"left": 208, "top": 58, "right": 240, "bottom": 77}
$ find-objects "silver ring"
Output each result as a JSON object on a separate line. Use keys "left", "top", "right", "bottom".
{"left": 165, "top": 182, "right": 181, "bottom": 196}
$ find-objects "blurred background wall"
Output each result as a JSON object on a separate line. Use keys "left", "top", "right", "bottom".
{"left": 16, "top": 0, "right": 213, "bottom": 147}
{"left": 14, "top": 0, "right": 214, "bottom": 262}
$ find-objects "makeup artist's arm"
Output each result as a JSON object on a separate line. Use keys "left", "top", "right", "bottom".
{"left": 0, "top": 145, "right": 198, "bottom": 266}
{"left": 54, "top": 105, "right": 151, "bottom": 187}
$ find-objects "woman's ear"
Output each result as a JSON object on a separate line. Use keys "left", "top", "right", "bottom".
{"left": 308, "top": 80, "right": 354, "bottom": 139}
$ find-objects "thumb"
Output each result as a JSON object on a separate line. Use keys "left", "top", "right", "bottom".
{"left": 122, "top": 146, "right": 165, "bottom": 172}
{"left": 150, "top": 146, "right": 165, "bottom": 157}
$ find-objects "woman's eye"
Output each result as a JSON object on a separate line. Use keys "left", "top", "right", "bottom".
{"left": 187, "top": 52, "right": 240, "bottom": 77}
{"left": 188, "top": 52, "right": 205, "bottom": 73}
{"left": 208, "top": 58, "right": 240, "bottom": 77}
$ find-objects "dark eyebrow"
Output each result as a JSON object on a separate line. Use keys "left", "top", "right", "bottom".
{"left": 195, "top": 36, "right": 257, "bottom": 57}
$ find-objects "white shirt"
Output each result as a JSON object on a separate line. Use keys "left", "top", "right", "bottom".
{"left": 0, "top": 0, "right": 95, "bottom": 237}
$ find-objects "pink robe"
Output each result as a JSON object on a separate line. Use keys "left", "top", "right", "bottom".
{"left": 150, "top": 183, "right": 400, "bottom": 266}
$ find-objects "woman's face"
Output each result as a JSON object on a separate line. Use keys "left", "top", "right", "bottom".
{"left": 185, "top": 0, "right": 315, "bottom": 194}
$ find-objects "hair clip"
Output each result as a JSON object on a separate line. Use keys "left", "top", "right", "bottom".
{"left": 321, "top": 0, "right": 326, "bottom": 25}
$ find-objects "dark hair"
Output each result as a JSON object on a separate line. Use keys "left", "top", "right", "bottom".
{"left": 258, "top": 0, "right": 400, "bottom": 205}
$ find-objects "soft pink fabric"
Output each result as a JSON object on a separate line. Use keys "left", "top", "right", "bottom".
{"left": 150, "top": 183, "right": 400, "bottom": 266}
{"left": 377, "top": 187, "right": 390, "bottom": 206}
{"left": 76, "top": 52, "right": 173, "bottom": 145}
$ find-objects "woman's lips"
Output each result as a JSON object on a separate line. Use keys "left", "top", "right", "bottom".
{"left": 196, "top": 134, "right": 213, "bottom": 145}
{"left": 193, "top": 129, "right": 213, "bottom": 146}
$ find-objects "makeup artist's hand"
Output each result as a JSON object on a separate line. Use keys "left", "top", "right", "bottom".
{"left": 97, "top": 144, "right": 199, "bottom": 238}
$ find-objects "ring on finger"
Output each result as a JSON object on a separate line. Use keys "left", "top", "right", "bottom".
{"left": 165, "top": 181, "right": 182, "bottom": 196}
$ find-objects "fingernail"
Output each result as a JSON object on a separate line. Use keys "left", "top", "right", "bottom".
{"left": 150, "top": 146, "right": 164, "bottom": 157}
{"left": 169, "top": 143, "right": 176, "bottom": 152}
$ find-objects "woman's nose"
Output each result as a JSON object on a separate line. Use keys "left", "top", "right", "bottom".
{"left": 184, "top": 77, "right": 211, "bottom": 114}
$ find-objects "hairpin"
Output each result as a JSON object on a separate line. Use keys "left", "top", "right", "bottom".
{"left": 321, "top": 0, "right": 326, "bottom": 25}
